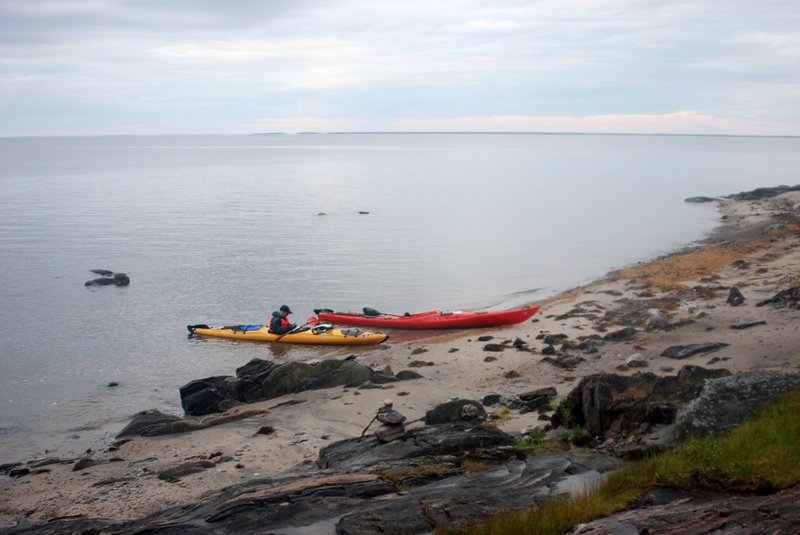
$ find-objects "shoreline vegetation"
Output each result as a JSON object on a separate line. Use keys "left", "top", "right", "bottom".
{"left": 1, "top": 185, "right": 800, "bottom": 533}
{"left": 445, "top": 390, "right": 800, "bottom": 535}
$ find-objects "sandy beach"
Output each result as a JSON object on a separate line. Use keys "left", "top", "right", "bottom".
{"left": 2, "top": 189, "right": 799, "bottom": 530}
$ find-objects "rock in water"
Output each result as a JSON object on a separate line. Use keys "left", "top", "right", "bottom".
{"left": 84, "top": 270, "right": 130, "bottom": 287}
{"left": 727, "top": 287, "right": 746, "bottom": 306}
{"left": 684, "top": 196, "right": 718, "bottom": 203}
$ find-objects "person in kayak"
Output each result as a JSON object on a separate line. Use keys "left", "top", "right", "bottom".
{"left": 268, "top": 304, "right": 296, "bottom": 334}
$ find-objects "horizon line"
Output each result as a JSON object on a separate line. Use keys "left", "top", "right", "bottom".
{"left": 2, "top": 131, "right": 799, "bottom": 140}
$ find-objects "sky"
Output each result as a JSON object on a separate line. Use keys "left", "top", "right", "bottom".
{"left": 0, "top": 0, "right": 798, "bottom": 136}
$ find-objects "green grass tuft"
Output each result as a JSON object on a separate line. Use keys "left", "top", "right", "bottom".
{"left": 441, "top": 390, "right": 800, "bottom": 535}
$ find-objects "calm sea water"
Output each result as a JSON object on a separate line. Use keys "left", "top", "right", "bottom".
{"left": 1, "top": 133, "right": 798, "bottom": 461}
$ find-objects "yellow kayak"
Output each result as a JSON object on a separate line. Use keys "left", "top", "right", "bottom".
{"left": 187, "top": 323, "right": 389, "bottom": 345}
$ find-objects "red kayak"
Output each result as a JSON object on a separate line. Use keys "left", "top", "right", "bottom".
{"left": 314, "top": 305, "right": 540, "bottom": 330}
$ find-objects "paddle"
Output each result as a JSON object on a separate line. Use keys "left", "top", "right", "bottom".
{"left": 274, "top": 316, "right": 318, "bottom": 341}
{"left": 314, "top": 307, "right": 412, "bottom": 318}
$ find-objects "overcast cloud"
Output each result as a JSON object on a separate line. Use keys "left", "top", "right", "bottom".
{"left": 0, "top": 0, "right": 798, "bottom": 135}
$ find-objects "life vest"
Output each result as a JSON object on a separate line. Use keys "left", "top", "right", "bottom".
{"left": 268, "top": 313, "right": 290, "bottom": 333}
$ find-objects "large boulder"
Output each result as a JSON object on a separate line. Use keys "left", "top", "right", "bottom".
{"left": 553, "top": 366, "right": 730, "bottom": 437}
{"left": 261, "top": 360, "right": 374, "bottom": 398}
{"left": 178, "top": 359, "right": 396, "bottom": 416}
{"left": 672, "top": 370, "right": 800, "bottom": 441}
{"left": 235, "top": 359, "right": 278, "bottom": 402}
{"left": 424, "top": 399, "right": 487, "bottom": 425}
{"left": 180, "top": 376, "right": 241, "bottom": 416}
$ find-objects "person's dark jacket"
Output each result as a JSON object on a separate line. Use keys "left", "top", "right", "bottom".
{"left": 269, "top": 311, "right": 295, "bottom": 334}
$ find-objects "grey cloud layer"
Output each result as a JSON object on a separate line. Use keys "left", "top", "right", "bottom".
{"left": 0, "top": 0, "right": 798, "bottom": 135}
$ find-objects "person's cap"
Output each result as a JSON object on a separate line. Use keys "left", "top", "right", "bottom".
{"left": 280, "top": 305, "right": 292, "bottom": 314}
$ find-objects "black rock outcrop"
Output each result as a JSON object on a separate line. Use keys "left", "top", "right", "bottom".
{"left": 179, "top": 359, "right": 421, "bottom": 416}
{"left": 552, "top": 366, "right": 730, "bottom": 437}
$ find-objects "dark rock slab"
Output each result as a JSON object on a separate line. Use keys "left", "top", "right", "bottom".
{"left": 424, "top": 399, "right": 486, "bottom": 425}
{"left": 158, "top": 460, "right": 216, "bottom": 482}
{"left": 518, "top": 386, "right": 557, "bottom": 401}
{"left": 8, "top": 467, "right": 30, "bottom": 477}
{"left": 5, "top": 449, "right": 624, "bottom": 535}
{"left": 236, "top": 359, "right": 278, "bottom": 403}
{"left": 512, "top": 337, "right": 527, "bottom": 349}
{"left": 84, "top": 272, "right": 130, "bottom": 287}
{"left": 542, "top": 354, "right": 586, "bottom": 369}
{"left": 660, "top": 342, "right": 728, "bottom": 359}
{"left": 179, "top": 359, "right": 389, "bottom": 416}
{"left": 541, "top": 344, "right": 557, "bottom": 355}
{"left": 567, "top": 485, "right": 800, "bottom": 534}
{"left": 180, "top": 376, "right": 242, "bottom": 416}
{"left": 603, "top": 326, "right": 637, "bottom": 341}
{"left": 117, "top": 410, "right": 182, "bottom": 437}
{"left": 543, "top": 334, "right": 568, "bottom": 345}
{"left": 337, "top": 453, "right": 622, "bottom": 534}
{"left": 72, "top": 458, "right": 108, "bottom": 472}
{"left": 730, "top": 318, "right": 767, "bottom": 330}
{"left": 261, "top": 360, "right": 375, "bottom": 398}
{"left": 318, "top": 423, "right": 512, "bottom": 472}
{"left": 517, "top": 386, "right": 557, "bottom": 412}
{"left": 756, "top": 286, "right": 800, "bottom": 308}
{"left": 395, "top": 370, "right": 423, "bottom": 381}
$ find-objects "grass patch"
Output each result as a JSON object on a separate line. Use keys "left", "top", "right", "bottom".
{"left": 515, "top": 429, "right": 547, "bottom": 449}
{"left": 462, "top": 460, "right": 491, "bottom": 474}
{"left": 441, "top": 390, "right": 800, "bottom": 535}
{"left": 494, "top": 408, "right": 511, "bottom": 421}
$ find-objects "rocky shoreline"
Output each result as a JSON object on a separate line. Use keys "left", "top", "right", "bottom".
{"left": 1, "top": 186, "right": 799, "bottom": 534}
